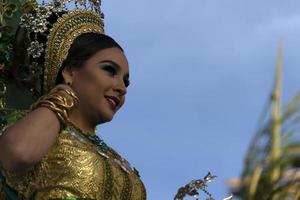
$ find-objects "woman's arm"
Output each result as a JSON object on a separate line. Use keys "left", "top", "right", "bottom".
{"left": 0, "top": 85, "right": 75, "bottom": 173}
{"left": 0, "top": 107, "right": 60, "bottom": 173}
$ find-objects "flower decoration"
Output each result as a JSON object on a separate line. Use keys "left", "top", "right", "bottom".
{"left": 33, "top": 18, "right": 49, "bottom": 33}
{"left": 20, "top": 13, "right": 34, "bottom": 29}
{"left": 36, "top": 4, "right": 52, "bottom": 17}
{"left": 27, "top": 41, "right": 44, "bottom": 58}
{"left": 20, "top": 4, "right": 51, "bottom": 33}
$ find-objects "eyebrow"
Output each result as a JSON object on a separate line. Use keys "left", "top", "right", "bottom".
{"left": 100, "top": 60, "right": 129, "bottom": 79}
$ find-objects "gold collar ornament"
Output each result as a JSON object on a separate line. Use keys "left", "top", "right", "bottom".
{"left": 19, "top": 0, "right": 105, "bottom": 95}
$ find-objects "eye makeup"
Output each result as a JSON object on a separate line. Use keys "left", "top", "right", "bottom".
{"left": 99, "top": 62, "right": 117, "bottom": 76}
{"left": 98, "top": 60, "right": 130, "bottom": 87}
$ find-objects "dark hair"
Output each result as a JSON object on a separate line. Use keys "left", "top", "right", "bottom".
{"left": 55, "top": 32, "right": 124, "bottom": 84}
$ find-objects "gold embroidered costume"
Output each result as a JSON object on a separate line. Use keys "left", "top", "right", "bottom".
{"left": 1, "top": 120, "right": 146, "bottom": 200}
{"left": 0, "top": 0, "right": 147, "bottom": 199}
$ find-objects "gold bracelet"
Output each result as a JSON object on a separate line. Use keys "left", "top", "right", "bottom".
{"left": 30, "top": 88, "right": 79, "bottom": 129}
{"left": 63, "top": 89, "right": 79, "bottom": 103}
{"left": 49, "top": 87, "right": 79, "bottom": 103}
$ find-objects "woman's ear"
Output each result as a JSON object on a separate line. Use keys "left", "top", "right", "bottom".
{"left": 61, "top": 66, "right": 75, "bottom": 85}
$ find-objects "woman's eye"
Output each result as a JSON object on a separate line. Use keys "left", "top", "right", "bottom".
{"left": 100, "top": 64, "right": 117, "bottom": 76}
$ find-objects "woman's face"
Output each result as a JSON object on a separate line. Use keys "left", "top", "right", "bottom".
{"left": 66, "top": 47, "right": 129, "bottom": 124}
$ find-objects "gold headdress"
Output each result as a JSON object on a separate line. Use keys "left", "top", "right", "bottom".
{"left": 20, "top": 0, "right": 105, "bottom": 94}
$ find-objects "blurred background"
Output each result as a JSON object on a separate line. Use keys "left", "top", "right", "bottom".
{"left": 95, "top": 1, "right": 300, "bottom": 199}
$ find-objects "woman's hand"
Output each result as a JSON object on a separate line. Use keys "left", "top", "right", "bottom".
{"left": 0, "top": 84, "right": 76, "bottom": 173}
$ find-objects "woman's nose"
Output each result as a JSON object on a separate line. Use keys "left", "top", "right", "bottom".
{"left": 114, "top": 78, "right": 127, "bottom": 96}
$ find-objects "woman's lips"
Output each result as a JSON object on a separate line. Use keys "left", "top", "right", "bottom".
{"left": 105, "top": 96, "right": 120, "bottom": 110}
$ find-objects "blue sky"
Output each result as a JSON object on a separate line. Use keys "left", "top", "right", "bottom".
{"left": 40, "top": 0, "right": 300, "bottom": 199}
{"left": 99, "top": 1, "right": 300, "bottom": 199}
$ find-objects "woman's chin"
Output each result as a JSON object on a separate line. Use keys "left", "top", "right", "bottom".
{"left": 96, "top": 111, "right": 114, "bottom": 124}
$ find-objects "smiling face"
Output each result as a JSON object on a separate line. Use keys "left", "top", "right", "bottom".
{"left": 63, "top": 47, "right": 130, "bottom": 124}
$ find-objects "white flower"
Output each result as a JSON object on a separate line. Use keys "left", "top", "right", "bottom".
{"left": 27, "top": 41, "right": 44, "bottom": 58}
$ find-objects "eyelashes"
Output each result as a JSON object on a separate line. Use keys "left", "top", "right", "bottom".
{"left": 99, "top": 62, "right": 130, "bottom": 87}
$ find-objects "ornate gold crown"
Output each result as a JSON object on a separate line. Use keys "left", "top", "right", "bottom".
{"left": 20, "top": 0, "right": 105, "bottom": 94}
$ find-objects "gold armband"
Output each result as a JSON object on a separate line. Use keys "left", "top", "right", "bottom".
{"left": 30, "top": 88, "right": 79, "bottom": 129}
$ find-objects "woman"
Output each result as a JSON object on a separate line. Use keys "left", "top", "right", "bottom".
{"left": 0, "top": 1, "right": 146, "bottom": 199}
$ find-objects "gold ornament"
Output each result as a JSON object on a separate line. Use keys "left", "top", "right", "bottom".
{"left": 19, "top": 0, "right": 105, "bottom": 95}
{"left": 43, "top": 10, "right": 104, "bottom": 93}
{"left": 31, "top": 87, "right": 79, "bottom": 129}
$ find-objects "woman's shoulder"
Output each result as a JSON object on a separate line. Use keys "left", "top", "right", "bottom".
{"left": 0, "top": 122, "right": 105, "bottom": 199}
